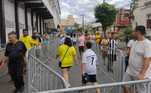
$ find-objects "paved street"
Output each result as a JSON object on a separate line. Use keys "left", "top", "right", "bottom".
{"left": 0, "top": 50, "right": 14, "bottom": 93}
{"left": 43, "top": 39, "right": 125, "bottom": 93}
{"left": 0, "top": 39, "right": 125, "bottom": 93}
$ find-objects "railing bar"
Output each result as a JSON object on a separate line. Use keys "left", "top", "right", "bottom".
{"left": 28, "top": 54, "right": 68, "bottom": 88}
{"left": 38, "top": 80, "right": 151, "bottom": 93}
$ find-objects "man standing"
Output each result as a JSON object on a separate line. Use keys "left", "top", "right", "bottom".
{"left": 81, "top": 41, "right": 101, "bottom": 93}
{"left": 2, "top": 32, "right": 27, "bottom": 93}
{"left": 78, "top": 33, "right": 85, "bottom": 56}
{"left": 107, "top": 33, "right": 117, "bottom": 72}
{"left": 123, "top": 26, "right": 151, "bottom": 93}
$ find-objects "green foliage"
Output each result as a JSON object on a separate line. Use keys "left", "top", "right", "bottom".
{"left": 95, "top": 3, "right": 116, "bottom": 32}
{"left": 117, "top": 27, "right": 133, "bottom": 41}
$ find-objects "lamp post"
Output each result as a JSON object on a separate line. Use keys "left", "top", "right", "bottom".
{"left": 81, "top": 15, "right": 85, "bottom": 33}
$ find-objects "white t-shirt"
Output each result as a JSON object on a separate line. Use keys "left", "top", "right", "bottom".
{"left": 82, "top": 49, "right": 97, "bottom": 75}
{"left": 59, "top": 36, "right": 65, "bottom": 44}
{"left": 72, "top": 37, "right": 77, "bottom": 42}
{"left": 127, "top": 39, "right": 151, "bottom": 77}
{"left": 145, "top": 64, "right": 151, "bottom": 79}
{"left": 127, "top": 39, "right": 135, "bottom": 48}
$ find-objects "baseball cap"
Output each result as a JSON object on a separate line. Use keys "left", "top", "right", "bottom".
{"left": 135, "top": 25, "right": 146, "bottom": 35}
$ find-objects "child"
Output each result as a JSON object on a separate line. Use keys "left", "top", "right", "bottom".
{"left": 81, "top": 41, "right": 101, "bottom": 93}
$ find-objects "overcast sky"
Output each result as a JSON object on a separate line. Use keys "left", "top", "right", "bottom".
{"left": 60, "top": 0, "right": 131, "bottom": 23}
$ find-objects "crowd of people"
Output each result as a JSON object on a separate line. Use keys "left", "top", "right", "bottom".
{"left": 0, "top": 25, "right": 151, "bottom": 93}
{"left": 57, "top": 25, "right": 151, "bottom": 93}
{"left": 0, "top": 29, "right": 49, "bottom": 93}
{"left": 56, "top": 28, "right": 119, "bottom": 92}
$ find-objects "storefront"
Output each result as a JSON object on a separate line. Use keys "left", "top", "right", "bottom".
{"left": 0, "top": 0, "right": 61, "bottom": 47}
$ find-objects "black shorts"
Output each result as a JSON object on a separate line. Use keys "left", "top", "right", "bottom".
{"left": 60, "top": 66, "right": 71, "bottom": 69}
{"left": 108, "top": 54, "right": 116, "bottom": 61}
{"left": 79, "top": 46, "right": 84, "bottom": 53}
{"left": 82, "top": 74, "right": 97, "bottom": 84}
{"left": 58, "top": 62, "right": 72, "bottom": 69}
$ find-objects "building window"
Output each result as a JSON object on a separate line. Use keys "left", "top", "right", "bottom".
{"left": 147, "top": 19, "right": 151, "bottom": 29}
{"left": 147, "top": 15, "right": 151, "bottom": 29}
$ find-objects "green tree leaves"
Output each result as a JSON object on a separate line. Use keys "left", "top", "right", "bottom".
{"left": 95, "top": 3, "right": 116, "bottom": 34}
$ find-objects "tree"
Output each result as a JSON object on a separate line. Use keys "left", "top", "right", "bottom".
{"left": 95, "top": 3, "right": 116, "bottom": 35}
{"left": 117, "top": 26, "right": 133, "bottom": 42}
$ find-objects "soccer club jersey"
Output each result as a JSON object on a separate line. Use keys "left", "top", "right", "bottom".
{"left": 82, "top": 49, "right": 97, "bottom": 75}
{"left": 108, "top": 39, "right": 117, "bottom": 55}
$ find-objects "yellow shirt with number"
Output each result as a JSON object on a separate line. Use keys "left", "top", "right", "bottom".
{"left": 57, "top": 44, "right": 76, "bottom": 67}
{"left": 19, "top": 35, "right": 32, "bottom": 49}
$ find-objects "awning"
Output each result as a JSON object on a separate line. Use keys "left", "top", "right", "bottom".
{"left": 16, "top": 0, "right": 53, "bottom": 19}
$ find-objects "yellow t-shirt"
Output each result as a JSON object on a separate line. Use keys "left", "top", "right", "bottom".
{"left": 57, "top": 44, "right": 76, "bottom": 67}
{"left": 30, "top": 38, "right": 39, "bottom": 47}
{"left": 96, "top": 35, "right": 101, "bottom": 44}
{"left": 19, "top": 35, "right": 32, "bottom": 49}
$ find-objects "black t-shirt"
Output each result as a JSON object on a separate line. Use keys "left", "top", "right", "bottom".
{"left": 5, "top": 41, "right": 27, "bottom": 60}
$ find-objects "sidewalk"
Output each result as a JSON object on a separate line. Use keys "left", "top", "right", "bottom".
{"left": 0, "top": 49, "right": 14, "bottom": 93}
{"left": 0, "top": 75, "right": 14, "bottom": 93}
{"left": 0, "top": 65, "right": 14, "bottom": 93}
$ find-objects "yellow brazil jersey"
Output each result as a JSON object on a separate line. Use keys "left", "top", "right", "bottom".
{"left": 57, "top": 44, "right": 76, "bottom": 67}
{"left": 30, "top": 38, "right": 40, "bottom": 47}
{"left": 19, "top": 35, "right": 32, "bottom": 49}
{"left": 96, "top": 34, "right": 101, "bottom": 44}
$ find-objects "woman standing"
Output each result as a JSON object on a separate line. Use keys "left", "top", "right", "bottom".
{"left": 57, "top": 37, "right": 77, "bottom": 87}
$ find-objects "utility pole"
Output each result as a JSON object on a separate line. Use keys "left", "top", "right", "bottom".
{"left": 82, "top": 15, "right": 85, "bottom": 33}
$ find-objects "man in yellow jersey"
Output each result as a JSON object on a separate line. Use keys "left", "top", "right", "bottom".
{"left": 19, "top": 29, "right": 32, "bottom": 49}
{"left": 30, "top": 31, "right": 40, "bottom": 47}
{"left": 57, "top": 37, "right": 77, "bottom": 87}
{"left": 95, "top": 32, "right": 101, "bottom": 45}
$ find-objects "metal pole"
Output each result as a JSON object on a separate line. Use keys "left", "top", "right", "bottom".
{"left": 147, "top": 81, "right": 151, "bottom": 93}
{"left": 82, "top": 15, "right": 84, "bottom": 33}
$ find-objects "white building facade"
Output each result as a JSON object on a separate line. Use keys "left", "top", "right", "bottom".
{"left": 0, "top": 0, "right": 61, "bottom": 46}
{"left": 132, "top": 0, "right": 151, "bottom": 36}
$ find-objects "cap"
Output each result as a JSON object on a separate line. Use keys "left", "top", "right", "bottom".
{"left": 135, "top": 25, "right": 146, "bottom": 35}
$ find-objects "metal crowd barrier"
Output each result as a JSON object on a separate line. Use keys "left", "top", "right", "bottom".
{"left": 27, "top": 47, "right": 68, "bottom": 93}
{"left": 113, "top": 49, "right": 126, "bottom": 81}
{"left": 37, "top": 79, "right": 151, "bottom": 93}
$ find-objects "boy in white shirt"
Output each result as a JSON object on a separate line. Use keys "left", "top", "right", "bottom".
{"left": 81, "top": 41, "right": 101, "bottom": 93}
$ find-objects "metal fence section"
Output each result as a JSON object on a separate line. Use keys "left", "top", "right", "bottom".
{"left": 37, "top": 80, "right": 151, "bottom": 93}
{"left": 27, "top": 47, "right": 68, "bottom": 93}
{"left": 113, "top": 49, "right": 126, "bottom": 81}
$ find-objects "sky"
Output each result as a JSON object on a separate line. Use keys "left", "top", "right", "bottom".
{"left": 60, "top": 0, "right": 132, "bottom": 23}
